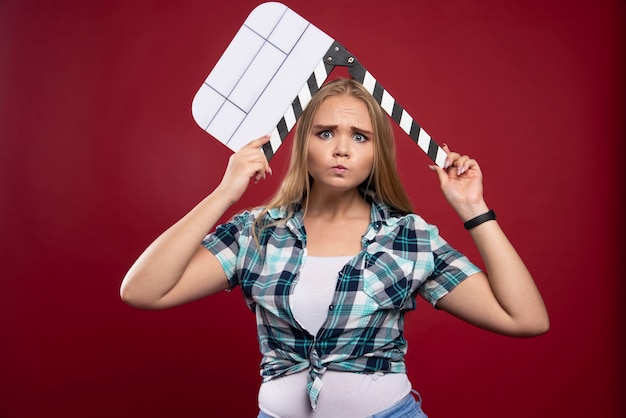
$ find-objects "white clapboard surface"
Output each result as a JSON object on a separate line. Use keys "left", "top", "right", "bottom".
{"left": 192, "top": 2, "right": 447, "bottom": 167}
{"left": 192, "top": 2, "right": 333, "bottom": 155}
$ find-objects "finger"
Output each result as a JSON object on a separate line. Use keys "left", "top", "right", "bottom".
{"left": 452, "top": 155, "right": 470, "bottom": 175}
{"left": 442, "top": 143, "right": 453, "bottom": 168}
{"left": 456, "top": 156, "right": 479, "bottom": 176}
{"left": 252, "top": 148, "right": 272, "bottom": 178}
{"left": 250, "top": 151, "right": 272, "bottom": 184}
{"left": 445, "top": 153, "right": 473, "bottom": 176}
{"left": 462, "top": 158, "right": 479, "bottom": 175}
{"left": 442, "top": 144, "right": 481, "bottom": 176}
{"left": 244, "top": 134, "right": 272, "bottom": 150}
{"left": 246, "top": 138, "right": 272, "bottom": 171}
{"left": 253, "top": 165, "right": 268, "bottom": 183}
{"left": 444, "top": 152, "right": 461, "bottom": 169}
{"left": 257, "top": 146, "right": 273, "bottom": 177}
{"left": 244, "top": 147, "right": 265, "bottom": 162}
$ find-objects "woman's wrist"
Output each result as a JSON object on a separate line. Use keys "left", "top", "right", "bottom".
{"left": 455, "top": 201, "right": 490, "bottom": 223}
{"left": 212, "top": 183, "right": 243, "bottom": 206}
{"left": 463, "top": 210, "right": 497, "bottom": 230}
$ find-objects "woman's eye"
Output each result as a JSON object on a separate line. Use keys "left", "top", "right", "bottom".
{"left": 353, "top": 133, "right": 368, "bottom": 142}
{"left": 318, "top": 130, "right": 333, "bottom": 139}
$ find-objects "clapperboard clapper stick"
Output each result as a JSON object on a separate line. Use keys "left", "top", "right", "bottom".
{"left": 192, "top": 2, "right": 447, "bottom": 168}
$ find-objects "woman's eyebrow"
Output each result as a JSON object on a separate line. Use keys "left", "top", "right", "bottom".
{"left": 353, "top": 127, "right": 373, "bottom": 135}
{"left": 312, "top": 124, "right": 336, "bottom": 131}
{"left": 312, "top": 124, "right": 373, "bottom": 135}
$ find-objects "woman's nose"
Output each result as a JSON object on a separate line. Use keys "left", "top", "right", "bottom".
{"left": 333, "top": 136, "right": 350, "bottom": 157}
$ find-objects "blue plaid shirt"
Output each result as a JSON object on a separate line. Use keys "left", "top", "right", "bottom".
{"left": 203, "top": 193, "right": 480, "bottom": 409}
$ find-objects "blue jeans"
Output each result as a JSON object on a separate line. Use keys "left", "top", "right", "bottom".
{"left": 371, "top": 391, "right": 428, "bottom": 418}
{"left": 257, "top": 390, "right": 428, "bottom": 418}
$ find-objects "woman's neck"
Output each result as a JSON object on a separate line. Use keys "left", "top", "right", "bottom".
{"left": 304, "top": 186, "right": 369, "bottom": 220}
{"left": 302, "top": 186, "right": 371, "bottom": 256}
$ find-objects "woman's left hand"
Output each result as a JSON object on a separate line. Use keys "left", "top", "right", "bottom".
{"left": 429, "top": 144, "right": 488, "bottom": 221}
{"left": 431, "top": 145, "right": 549, "bottom": 337}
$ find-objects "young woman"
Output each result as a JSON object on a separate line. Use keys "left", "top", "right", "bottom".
{"left": 121, "top": 78, "right": 549, "bottom": 417}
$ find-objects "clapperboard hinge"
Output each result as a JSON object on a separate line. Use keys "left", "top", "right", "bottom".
{"left": 264, "top": 41, "right": 446, "bottom": 167}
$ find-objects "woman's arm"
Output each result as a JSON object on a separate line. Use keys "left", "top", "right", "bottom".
{"left": 429, "top": 145, "right": 549, "bottom": 337}
{"left": 120, "top": 136, "right": 272, "bottom": 310}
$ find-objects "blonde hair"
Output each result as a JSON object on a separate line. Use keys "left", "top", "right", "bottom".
{"left": 256, "top": 78, "right": 413, "bottom": 234}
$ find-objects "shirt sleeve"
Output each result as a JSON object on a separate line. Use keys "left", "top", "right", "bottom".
{"left": 202, "top": 211, "right": 250, "bottom": 289}
{"left": 418, "top": 223, "right": 482, "bottom": 306}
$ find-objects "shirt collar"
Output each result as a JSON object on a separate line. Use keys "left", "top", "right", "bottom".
{"left": 265, "top": 190, "right": 402, "bottom": 228}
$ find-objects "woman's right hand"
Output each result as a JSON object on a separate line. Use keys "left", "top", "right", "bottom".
{"left": 120, "top": 135, "right": 273, "bottom": 309}
{"left": 215, "top": 135, "right": 273, "bottom": 204}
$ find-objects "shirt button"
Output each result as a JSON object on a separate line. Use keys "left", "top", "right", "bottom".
{"left": 329, "top": 305, "right": 335, "bottom": 311}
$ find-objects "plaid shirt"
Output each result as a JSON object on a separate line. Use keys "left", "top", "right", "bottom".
{"left": 203, "top": 193, "right": 480, "bottom": 409}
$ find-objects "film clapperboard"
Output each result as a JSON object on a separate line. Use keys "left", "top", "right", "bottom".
{"left": 192, "top": 2, "right": 447, "bottom": 167}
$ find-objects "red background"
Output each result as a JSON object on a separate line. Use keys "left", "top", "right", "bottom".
{"left": 1, "top": 0, "right": 624, "bottom": 417}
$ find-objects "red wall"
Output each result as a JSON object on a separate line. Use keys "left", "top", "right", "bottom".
{"left": 1, "top": 0, "right": 624, "bottom": 416}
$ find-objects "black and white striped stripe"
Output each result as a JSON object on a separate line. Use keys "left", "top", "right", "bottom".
{"left": 349, "top": 63, "right": 447, "bottom": 168}
{"left": 263, "top": 48, "right": 446, "bottom": 168}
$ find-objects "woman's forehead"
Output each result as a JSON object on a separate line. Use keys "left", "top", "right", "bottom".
{"left": 313, "top": 96, "right": 372, "bottom": 127}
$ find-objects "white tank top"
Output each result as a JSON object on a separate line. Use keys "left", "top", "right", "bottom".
{"left": 258, "top": 255, "right": 412, "bottom": 417}
{"left": 290, "top": 255, "right": 350, "bottom": 334}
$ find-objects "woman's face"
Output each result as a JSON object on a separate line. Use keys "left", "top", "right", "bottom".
{"left": 307, "top": 95, "right": 375, "bottom": 193}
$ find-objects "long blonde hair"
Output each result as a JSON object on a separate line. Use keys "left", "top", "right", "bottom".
{"left": 257, "top": 78, "right": 413, "bottom": 233}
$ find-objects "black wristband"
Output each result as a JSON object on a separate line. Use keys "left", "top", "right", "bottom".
{"left": 463, "top": 210, "right": 496, "bottom": 230}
